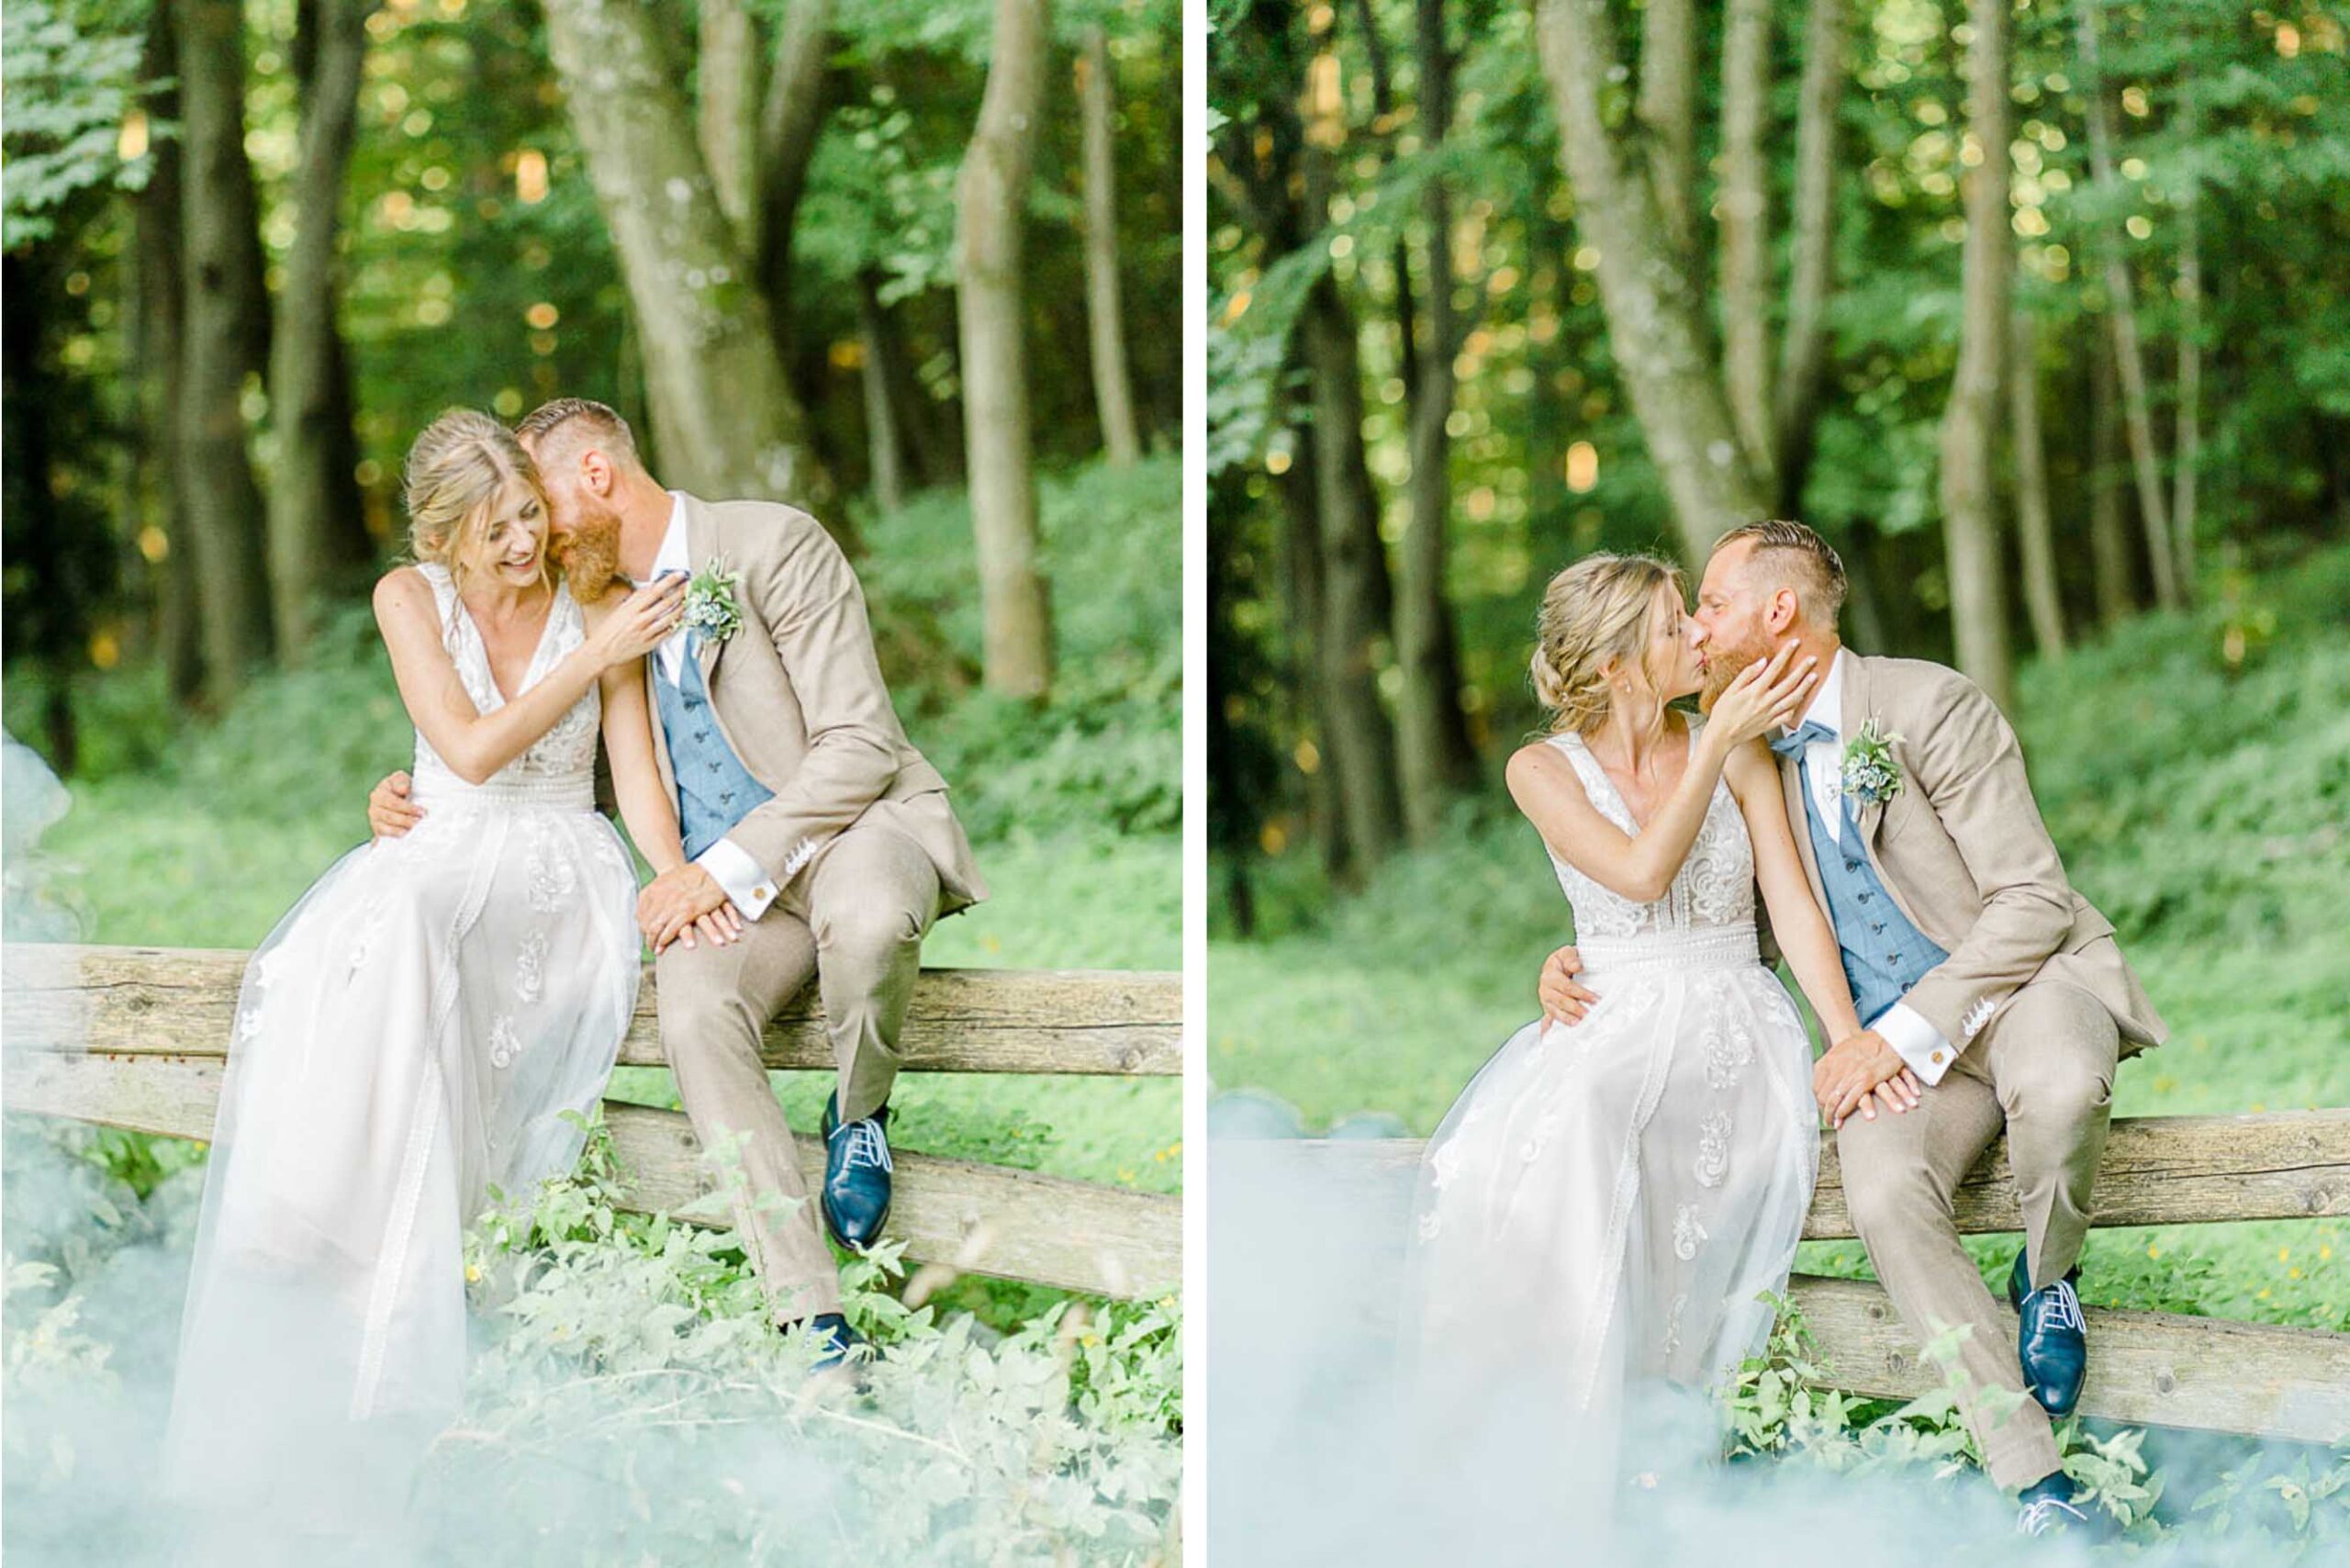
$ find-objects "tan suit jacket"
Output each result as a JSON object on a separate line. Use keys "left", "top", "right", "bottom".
{"left": 645, "top": 492, "right": 987, "bottom": 914}
{"left": 1780, "top": 653, "right": 2164, "bottom": 1062}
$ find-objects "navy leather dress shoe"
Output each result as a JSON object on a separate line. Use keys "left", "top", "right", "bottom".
{"left": 2016, "top": 1472, "right": 2095, "bottom": 1537}
{"left": 795, "top": 1311, "right": 868, "bottom": 1372}
{"left": 820, "top": 1095, "right": 893, "bottom": 1249}
{"left": 2009, "top": 1248, "right": 2088, "bottom": 1417}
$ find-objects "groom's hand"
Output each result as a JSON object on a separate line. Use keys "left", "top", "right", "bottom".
{"left": 638, "top": 865, "right": 743, "bottom": 953}
{"left": 368, "top": 771, "right": 422, "bottom": 840}
{"left": 1814, "top": 1030, "right": 1921, "bottom": 1129}
{"left": 1538, "top": 944, "right": 1599, "bottom": 1026}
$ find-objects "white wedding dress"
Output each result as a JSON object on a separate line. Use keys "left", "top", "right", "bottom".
{"left": 1402, "top": 720, "right": 1818, "bottom": 1479}
{"left": 160, "top": 565, "right": 641, "bottom": 1537}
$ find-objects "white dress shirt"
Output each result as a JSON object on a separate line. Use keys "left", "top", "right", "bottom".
{"left": 642, "top": 494, "right": 778, "bottom": 921}
{"left": 1784, "top": 648, "right": 1955, "bottom": 1085}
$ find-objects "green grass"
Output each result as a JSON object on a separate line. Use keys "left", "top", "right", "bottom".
{"left": 7, "top": 460, "right": 1181, "bottom": 1216}
{"left": 1210, "top": 540, "right": 2350, "bottom": 1332}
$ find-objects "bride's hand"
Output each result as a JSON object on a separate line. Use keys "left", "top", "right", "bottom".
{"left": 589, "top": 575, "right": 688, "bottom": 668}
{"left": 1707, "top": 643, "right": 1818, "bottom": 749}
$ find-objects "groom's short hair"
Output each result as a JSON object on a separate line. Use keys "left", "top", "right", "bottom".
{"left": 514, "top": 398, "right": 642, "bottom": 471}
{"left": 1715, "top": 519, "right": 1847, "bottom": 625}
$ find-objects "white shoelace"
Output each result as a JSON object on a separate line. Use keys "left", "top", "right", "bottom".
{"left": 831, "top": 1118, "right": 893, "bottom": 1173}
{"left": 2018, "top": 1495, "right": 2088, "bottom": 1536}
{"left": 2039, "top": 1278, "right": 2086, "bottom": 1334}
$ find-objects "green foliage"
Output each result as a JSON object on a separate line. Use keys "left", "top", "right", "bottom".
{"left": 863, "top": 459, "right": 1183, "bottom": 842}
{"left": 1718, "top": 1291, "right": 2350, "bottom": 1551}
{"left": 0, "top": 0, "right": 152, "bottom": 251}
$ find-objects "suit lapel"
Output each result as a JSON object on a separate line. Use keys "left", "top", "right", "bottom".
{"left": 1781, "top": 752, "right": 1826, "bottom": 905}
{"left": 1841, "top": 654, "right": 1936, "bottom": 935}
{"left": 1841, "top": 654, "right": 1889, "bottom": 846}
{"left": 680, "top": 491, "right": 726, "bottom": 691}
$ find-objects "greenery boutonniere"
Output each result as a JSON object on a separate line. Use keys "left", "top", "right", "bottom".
{"left": 1841, "top": 719, "right": 1906, "bottom": 810}
{"left": 682, "top": 554, "right": 744, "bottom": 645}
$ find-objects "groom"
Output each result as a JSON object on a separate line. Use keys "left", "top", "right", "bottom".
{"left": 369, "top": 398, "right": 985, "bottom": 1363}
{"left": 1539, "top": 521, "right": 2164, "bottom": 1534}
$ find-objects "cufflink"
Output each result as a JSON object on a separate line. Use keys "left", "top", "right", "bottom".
{"left": 755, "top": 885, "right": 773, "bottom": 902}
{"left": 1930, "top": 1050, "right": 1945, "bottom": 1066}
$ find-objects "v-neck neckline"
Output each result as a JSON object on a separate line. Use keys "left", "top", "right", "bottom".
{"left": 1569, "top": 713, "right": 1700, "bottom": 834}
{"left": 454, "top": 582, "right": 562, "bottom": 708}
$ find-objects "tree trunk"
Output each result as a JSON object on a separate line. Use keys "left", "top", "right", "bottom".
{"left": 543, "top": 0, "right": 839, "bottom": 525}
{"left": 1274, "top": 415, "right": 1346, "bottom": 880}
{"left": 1935, "top": 0, "right": 2013, "bottom": 710}
{"left": 265, "top": 0, "right": 372, "bottom": 662}
{"left": 1775, "top": 0, "right": 1845, "bottom": 510}
{"left": 175, "top": 0, "right": 276, "bottom": 704}
{"left": 755, "top": 0, "right": 832, "bottom": 351}
{"left": 855, "top": 272, "right": 907, "bottom": 513}
{"left": 699, "top": 0, "right": 763, "bottom": 250}
{"left": 1302, "top": 275, "right": 1404, "bottom": 878}
{"left": 2076, "top": 0, "right": 2177, "bottom": 610}
{"left": 1078, "top": 25, "right": 1143, "bottom": 467}
{"left": 1393, "top": 0, "right": 1476, "bottom": 845}
{"left": 2171, "top": 80, "right": 2202, "bottom": 599}
{"left": 954, "top": 0, "right": 1053, "bottom": 697}
{"left": 1636, "top": 0, "right": 1697, "bottom": 264}
{"left": 136, "top": 2, "right": 203, "bottom": 702}
{"left": 1535, "top": 0, "right": 1770, "bottom": 560}
{"left": 2009, "top": 308, "right": 2065, "bottom": 661}
{"left": 2087, "top": 333, "right": 2133, "bottom": 627}
{"left": 1718, "top": 0, "right": 1775, "bottom": 487}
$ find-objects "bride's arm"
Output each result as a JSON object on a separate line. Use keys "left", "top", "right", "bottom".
{"left": 374, "top": 567, "right": 683, "bottom": 786}
{"left": 1506, "top": 727, "right": 1740, "bottom": 905}
{"left": 1507, "top": 645, "right": 1817, "bottom": 904}
{"left": 593, "top": 667, "right": 686, "bottom": 877}
{"left": 582, "top": 590, "right": 742, "bottom": 949}
{"left": 1725, "top": 739, "right": 1863, "bottom": 1045}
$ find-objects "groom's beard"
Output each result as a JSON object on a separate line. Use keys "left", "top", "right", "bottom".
{"left": 554, "top": 516, "right": 621, "bottom": 600}
{"left": 1698, "top": 639, "right": 1766, "bottom": 711}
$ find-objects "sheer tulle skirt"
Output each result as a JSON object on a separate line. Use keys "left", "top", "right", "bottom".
{"left": 159, "top": 796, "right": 639, "bottom": 1532}
{"left": 1401, "top": 925, "right": 1818, "bottom": 1483}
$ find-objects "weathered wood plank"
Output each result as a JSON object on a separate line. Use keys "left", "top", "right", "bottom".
{"left": 1251, "top": 1115, "right": 2350, "bottom": 1237}
{"left": 2, "top": 1050, "right": 1179, "bottom": 1301}
{"left": 1807, "top": 1110, "right": 2350, "bottom": 1237}
{"left": 1788, "top": 1272, "right": 2350, "bottom": 1444}
{"left": 1, "top": 943, "right": 1181, "bottom": 1076}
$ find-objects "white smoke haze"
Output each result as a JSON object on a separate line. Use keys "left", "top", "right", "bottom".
{"left": 3, "top": 735, "right": 1181, "bottom": 1566}
{"left": 1207, "top": 1102, "right": 2350, "bottom": 1567}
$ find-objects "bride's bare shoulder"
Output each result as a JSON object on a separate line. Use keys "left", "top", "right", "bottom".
{"left": 371, "top": 564, "right": 435, "bottom": 622}
{"left": 1506, "top": 735, "right": 1585, "bottom": 805}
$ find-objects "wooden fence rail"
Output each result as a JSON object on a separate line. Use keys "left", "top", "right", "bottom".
{"left": 1239, "top": 1116, "right": 2350, "bottom": 1444}
{"left": 2, "top": 944, "right": 1181, "bottom": 1301}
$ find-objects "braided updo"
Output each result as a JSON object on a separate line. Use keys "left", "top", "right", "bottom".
{"left": 402, "top": 409, "right": 550, "bottom": 595}
{"left": 1528, "top": 553, "right": 1686, "bottom": 734}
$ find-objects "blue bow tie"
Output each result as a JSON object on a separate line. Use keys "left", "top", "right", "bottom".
{"left": 1769, "top": 720, "right": 1837, "bottom": 758}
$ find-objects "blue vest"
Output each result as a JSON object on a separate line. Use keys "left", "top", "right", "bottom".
{"left": 654, "top": 640, "right": 773, "bottom": 859}
{"left": 1797, "top": 754, "right": 1947, "bottom": 1025}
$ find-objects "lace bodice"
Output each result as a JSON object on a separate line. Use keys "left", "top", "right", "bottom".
{"left": 410, "top": 564, "right": 599, "bottom": 806}
{"left": 1544, "top": 721, "right": 1753, "bottom": 941}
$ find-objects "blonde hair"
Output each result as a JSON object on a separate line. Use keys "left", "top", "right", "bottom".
{"left": 1529, "top": 553, "right": 1687, "bottom": 734}
{"left": 402, "top": 409, "right": 551, "bottom": 595}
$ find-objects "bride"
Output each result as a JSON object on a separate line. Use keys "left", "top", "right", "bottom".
{"left": 1403, "top": 552, "right": 1904, "bottom": 1492}
{"left": 159, "top": 410, "right": 712, "bottom": 1540}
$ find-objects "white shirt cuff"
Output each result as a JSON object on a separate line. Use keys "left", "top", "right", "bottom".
{"left": 695, "top": 837, "right": 778, "bottom": 920}
{"left": 1873, "top": 1001, "right": 1955, "bottom": 1086}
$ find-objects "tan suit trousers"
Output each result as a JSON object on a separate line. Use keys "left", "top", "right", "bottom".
{"left": 654, "top": 819, "right": 942, "bottom": 1323}
{"left": 1835, "top": 979, "right": 2120, "bottom": 1490}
